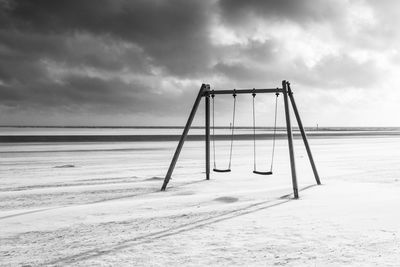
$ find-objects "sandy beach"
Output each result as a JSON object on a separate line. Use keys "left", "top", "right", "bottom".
{"left": 3, "top": 0, "right": 400, "bottom": 265}
{"left": 1, "top": 134, "right": 400, "bottom": 266}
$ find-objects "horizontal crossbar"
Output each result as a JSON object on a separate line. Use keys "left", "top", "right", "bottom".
{"left": 203, "top": 88, "right": 283, "bottom": 96}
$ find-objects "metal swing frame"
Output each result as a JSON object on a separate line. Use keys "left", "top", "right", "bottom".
{"left": 161, "top": 80, "right": 321, "bottom": 199}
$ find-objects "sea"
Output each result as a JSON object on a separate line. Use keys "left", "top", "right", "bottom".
{"left": 1, "top": 126, "right": 400, "bottom": 143}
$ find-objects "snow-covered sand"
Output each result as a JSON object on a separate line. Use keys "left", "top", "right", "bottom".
{"left": 1, "top": 136, "right": 400, "bottom": 266}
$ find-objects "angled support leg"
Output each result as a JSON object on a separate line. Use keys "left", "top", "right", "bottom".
{"left": 205, "top": 85, "right": 211, "bottom": 180}
{"left": 287, "top": 82, "right": 321, "bottom": 185}
{"left": 283, "top": 80, "right": 299, "bottom": 199}
{"left": 161, "top": 84, "right": 207, "bottom": 191}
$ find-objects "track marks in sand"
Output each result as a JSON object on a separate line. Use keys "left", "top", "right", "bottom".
{"left": 0, "top": 187, "right": 158, "bottom": 211}
{"left": 43, "top": 198, "right": 291, "bottom": 266}
{"left": 0, "top": 176, "right": 143, "bottom": 192}
{"left": 0, "top": 179, "right": 205, "bottom": 219}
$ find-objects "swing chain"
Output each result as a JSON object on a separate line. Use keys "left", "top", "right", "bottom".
{"left": 252, "top": 89, "right": 257, "bottom": 171}
{"left": 211, "top": 90, "right": 216, "bottom": 169}
{"left": 269, "top": 91, "right": 279, "bottom": 172}
{"left": 211, "top": 89, "right": 236, "bottom": 172}
{"left": 252, "top": 89, "right": 279, "bottom": 174}
{"left": 228, "top": 90, "right": 237, "bottom": 169}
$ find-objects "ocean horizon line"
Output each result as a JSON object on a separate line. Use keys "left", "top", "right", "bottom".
{"left": 1, "top": 131, "right": 400, "bottom": 143}
{"left": 1, "top": 125, "right": 400, "bottom": 130}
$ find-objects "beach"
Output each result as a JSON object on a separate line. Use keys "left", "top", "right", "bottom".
{"left": 1, "top": 129, "right": 400, "bottom": 266}
{"left": 3, "top": 0, "right": 400, "bottom": 265}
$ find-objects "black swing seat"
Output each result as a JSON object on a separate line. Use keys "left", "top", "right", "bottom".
{"left": 253, "top": 170, "right": 273, "bottom": 175}
{"left": 213, "top": 168, "right": 231, "bottom": 173}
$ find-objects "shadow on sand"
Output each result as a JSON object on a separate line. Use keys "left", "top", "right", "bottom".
{"left": 45, "top": 184, "right": 318, "bottom": 265}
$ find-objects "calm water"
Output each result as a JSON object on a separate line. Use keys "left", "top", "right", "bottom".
{"left": 1, "top": 126, "right": 400, "bottom": 142}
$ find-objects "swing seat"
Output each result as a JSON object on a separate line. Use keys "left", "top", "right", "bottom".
{"left": 253, "top": 170, "right": 273, "bottom": 175}
{"left": 213, "top": 168, "right": 231, "bottom": 173}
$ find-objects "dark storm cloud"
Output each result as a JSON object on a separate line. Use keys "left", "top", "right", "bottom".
{"left": 222, "top": 40, "right": 277, "bottom": 62}
{"left": 214, "top": 62, "right": 266, "bottom": 83}
{"left": 218, "top": 0, "right": 341, "bottom": 25}
{"left": 213, "top": 54, "right": 382, "bottom": 90}
{"left": 0, "top": 0, "right": 397, "bottom": 126}
{"left": 0, "top": 0, "right": 215, "bottom": 122}
{"left": 0, "top": 75, "right": 134, "bottom": 107}
{"left": 3, "top": 0, "right": 213, "bottom": 77}
{"left": 0, "top": 30, "right": 152, "bottom": 82}
{"left": 0, "top": 0, "right": 214, "bottom": 78}
{"left": 0, "top": 72, "right": 194, "bottom": 117}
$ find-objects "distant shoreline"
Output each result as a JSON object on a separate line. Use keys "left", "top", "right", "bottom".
{"left": 1, "top": 125, "right": 400, "bottom": 131}
{"left": 1, "top": 132, "right": 400, "bottom": 143}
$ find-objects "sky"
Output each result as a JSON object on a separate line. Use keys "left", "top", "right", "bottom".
{"left": 0, "top": 0, "right": 400, "bottom": 127}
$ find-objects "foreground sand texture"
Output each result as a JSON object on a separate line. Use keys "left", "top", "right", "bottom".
{"left": 1, "top": 137, "right": 400, "bottom": 266}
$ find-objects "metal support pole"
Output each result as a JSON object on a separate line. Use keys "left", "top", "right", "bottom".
{"left": 283, "top": 80, "right": 299, "bottom": 199}
{"left": 161, "top": 84, "right": 206, "bottom": 191}
{"left": 205, "top": 85, "right": 211, "bottom": 180}
{"left": 287, "top": 82, "right": 321, "bottom": 185}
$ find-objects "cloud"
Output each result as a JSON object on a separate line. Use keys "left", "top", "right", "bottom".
{"left": 218, "top": 0, "right": 343, "bottom": 26}
{"left": 0, "top": 0, "right": 216, "bottom": 125}
{"left": 0, "top": 0, "right": 399, "bottom": 126}
{"left": 303, "top": 55, "right": 382, "bottom": 88}
{"left": 3, "top": 0, "right": 214, "bottom": 77}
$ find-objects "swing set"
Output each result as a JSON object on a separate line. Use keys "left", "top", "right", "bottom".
{"left": 161, "top": 80, "right": 321, "bottom": 198}
{"left": 210, "top": 89, "right": 278, "bottom": 175}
